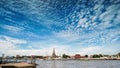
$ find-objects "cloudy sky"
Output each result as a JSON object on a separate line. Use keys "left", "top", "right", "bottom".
{"left": 0, "top": 0, "right": 120, "bottom": 56}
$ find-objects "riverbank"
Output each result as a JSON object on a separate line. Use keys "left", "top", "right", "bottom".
{"left": 42, "top": 57, "right": 120, "bottom": 61}
{"left": 79, "top": 58, "right": 120, "bottom": 60}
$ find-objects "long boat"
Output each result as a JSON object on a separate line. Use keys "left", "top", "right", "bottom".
{"left": 0, "top": 62, "right": 36, "bottom": 68}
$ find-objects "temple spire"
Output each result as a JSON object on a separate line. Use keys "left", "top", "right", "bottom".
{"left": 52, "top": 48, "right": 56, "bottom": 58}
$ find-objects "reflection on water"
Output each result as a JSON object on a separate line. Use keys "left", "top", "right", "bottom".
{"left": 36, "top": 60, "right": 120, "bottom": 68}
{"left": 51, "top": 60, "right": 56, "bottom": 68}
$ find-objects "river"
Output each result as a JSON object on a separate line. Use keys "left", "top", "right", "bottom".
{"left": 36, "top": 60, "right": 120, "bottom": 68}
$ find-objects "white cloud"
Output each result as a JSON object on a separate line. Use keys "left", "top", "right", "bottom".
{"left": 0, "top": 36, "right": 27, "bottom": 44}
{"left": 0, "top": 35, "right": 119, "bottom": 56}
{"left": 94, "top": 4, "right": 104, "bottom": 15}
{"left": 100, "top": 10, "right": 116, "bottom": 22}
{"left": 78, "top": 46, "right": 103, "bottom": 55}
{"left": 78, "top": 18, "right": 87, "bottom": 25}
{"left": 0, "top": 35, "right": 72, "bottom": 56}
{"left": 0, "top": 35, "right": 27, "bottom": 51}
{"left": 77, "top": 44, "right": 120, "bottom": 55}
{"left": 77, "top": 18, "right": 89, "bottom": 28}
{"left": 1, "top": 25, "right": 24, "bottom": 32}
{"left": 114, "top": 0, "right": 120, "bottom": 3}
{"left": 0, "top": 44, "right": 70, "bottom": 56}
{"left": 0, "top": 40, "right": 17, "bottom": 50}
{"left": 54, "top": 30, "right": 80, "bottom": 41}
{"left": 98, "top": 5, "right": 119, "bottom": 29}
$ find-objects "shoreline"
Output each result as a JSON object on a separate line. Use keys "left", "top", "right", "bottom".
{"left": 43, "top": 58, "right": 120, "bottom": 61}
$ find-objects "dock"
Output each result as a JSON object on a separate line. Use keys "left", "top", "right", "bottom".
{"left": 0, "top": 63, "right": 36, "bottom": 68}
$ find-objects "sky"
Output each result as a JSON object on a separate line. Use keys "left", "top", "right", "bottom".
{"left": 0, "top": 0, "right": 120, "bottom": 56}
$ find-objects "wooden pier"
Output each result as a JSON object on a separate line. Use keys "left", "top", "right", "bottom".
{"left": 0, "top": 63, "right": 36, "bottom": 68}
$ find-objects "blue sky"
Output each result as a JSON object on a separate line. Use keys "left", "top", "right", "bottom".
{"left": 0, "top": 0, "right": 120, "bottom": 56}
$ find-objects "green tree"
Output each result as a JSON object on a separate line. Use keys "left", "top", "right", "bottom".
{"left": 92, "top": 54, "right": 100, "bottom": 58}
{"left": 99, "top": 54, "right": 103, "bottom": 57}
{"left": 62, "top": 54, "right": 70, "bottom": 58}
{"left": 84, "top": 55, "right": 88, "bottom": 58}
{"left": 118, "top": 53, "right": 120, "bottom": 56}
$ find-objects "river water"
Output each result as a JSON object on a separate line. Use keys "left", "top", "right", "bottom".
{"left": 36, "top": 60, "right": 120, "bottom": 68}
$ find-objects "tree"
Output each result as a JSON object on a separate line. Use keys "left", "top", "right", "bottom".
{"left": 62, "top": 54, "right": 70, "bottom": 58}
{"left": 118, "top": 53, "right": 120, "bottom": 56}
{"left": 92, "top": 54, "right": 100, "bottom": 58}
{"left": 84, "top": 55, "right": 88, "bottom": 58}
{"left": 99, "top": 54, "right": 103, "bottom": 57}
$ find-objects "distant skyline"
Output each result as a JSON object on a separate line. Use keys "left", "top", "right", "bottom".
{"left": 0, "top": 0, "right": 120, "bottom": 56}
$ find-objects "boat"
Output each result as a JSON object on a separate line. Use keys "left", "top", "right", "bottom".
{"left": 0, "top": 62, "right": 36, "bottom": 68}
{"left": 0, "top": 56, "right": 37, "bottom": 68}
